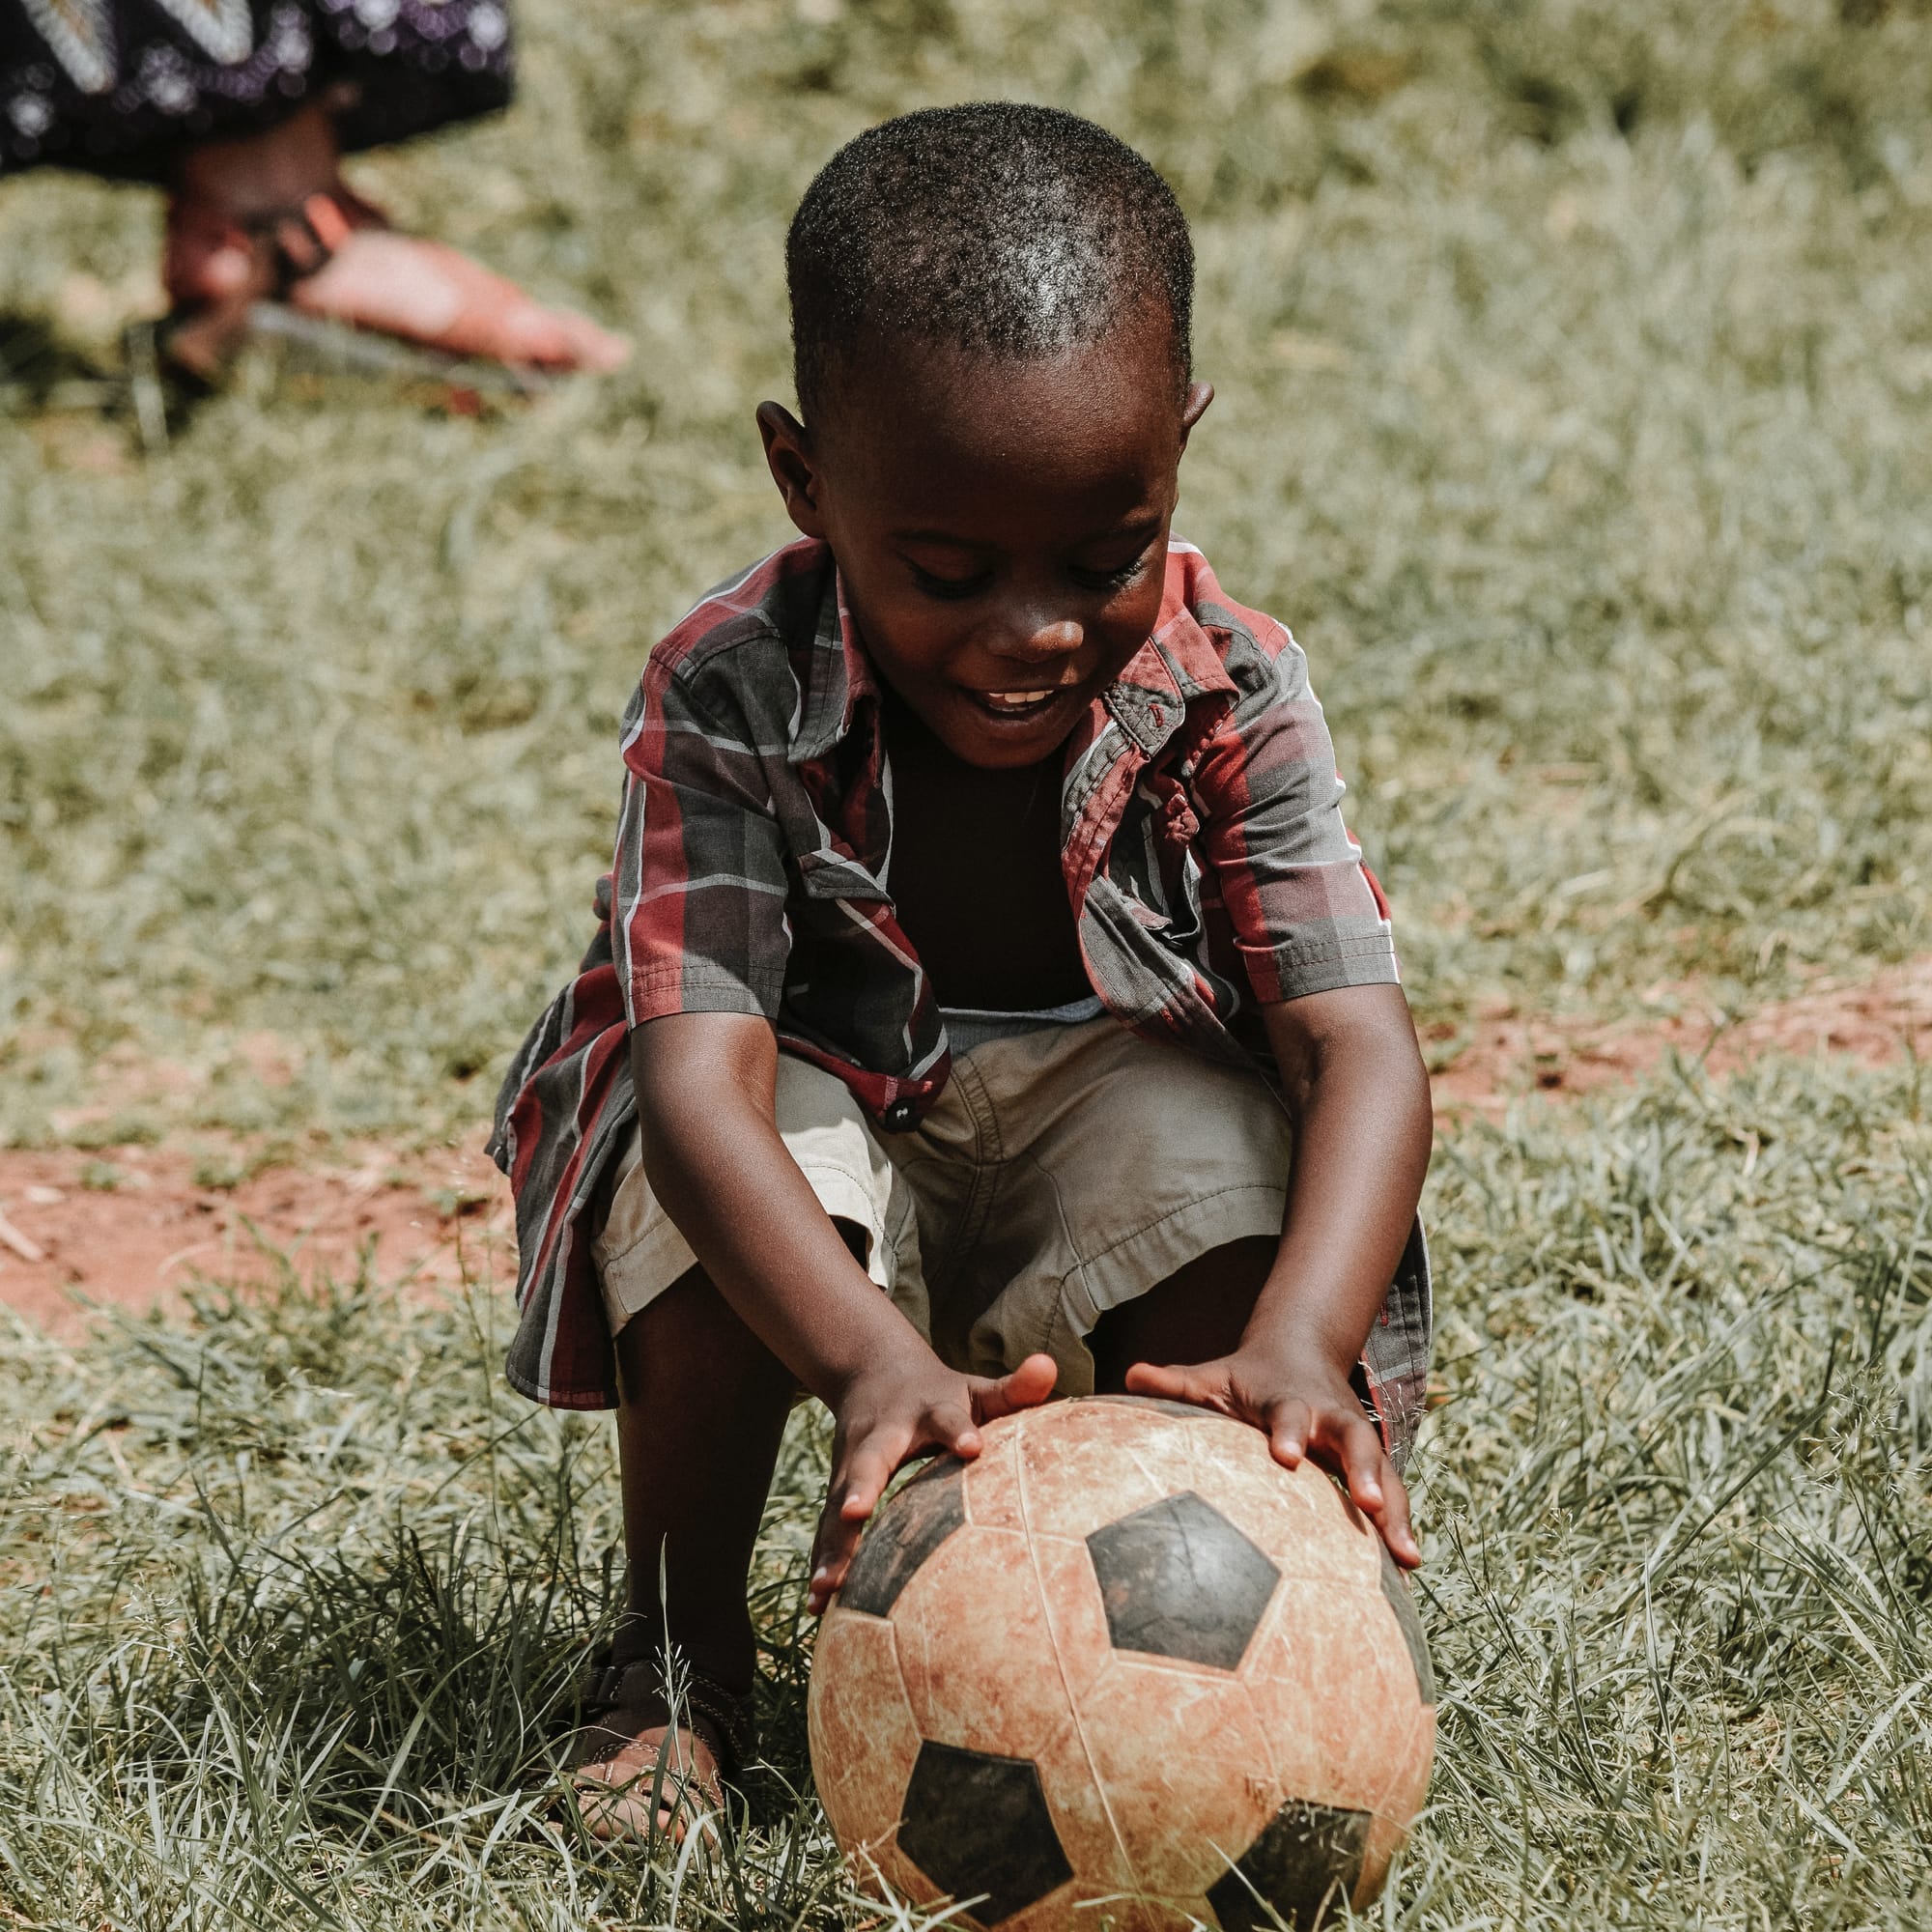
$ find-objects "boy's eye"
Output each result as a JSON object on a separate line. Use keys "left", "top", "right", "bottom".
{"left": 904, "top": 537, "right": 1157, "bottom": 601}
{"left": 1071, "top": 546, "right": 1155, "bottom": 594}
{"left": 909, "top": 563, "right": 992, "bottom": 601}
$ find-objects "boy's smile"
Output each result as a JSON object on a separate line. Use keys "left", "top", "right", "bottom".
{"left": 758, "top": 308, "right": 1213, "bottom": 768}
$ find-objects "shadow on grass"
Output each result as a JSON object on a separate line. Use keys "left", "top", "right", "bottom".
{"left": 0, "top": 309, "right": 125, "bottom": 412}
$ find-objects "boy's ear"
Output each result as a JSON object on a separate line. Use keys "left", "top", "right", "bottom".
{"left": 756, "top": 401, "right": 829, "bottom": 539}
{"left": 1178, "top": 380, "right": 1214, "bottom": 449}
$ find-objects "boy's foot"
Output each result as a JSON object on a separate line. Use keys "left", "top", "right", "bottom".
{"left": 568, "top": 1719, "right": 723, "bottom": 1842}
{"left": 562, "top": 1656, "right": 756, "bottom": 1843}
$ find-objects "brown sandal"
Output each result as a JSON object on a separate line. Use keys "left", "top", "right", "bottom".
{"left": 560, "top": 1638, "right": 758, "bottom": 1843}
{"left": 156, "top": 183, "right": 617, "bottom": 390}
{"left": 157, "top": 185, "right": 386, "bottom": 384}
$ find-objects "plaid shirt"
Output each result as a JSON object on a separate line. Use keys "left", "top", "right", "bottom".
{"left": 491, "top": 538, "right": 1432, "bottom": 1464}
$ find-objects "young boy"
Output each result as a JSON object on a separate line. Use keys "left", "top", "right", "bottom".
{"left": 491, "top": 102, "right": 1434, "bottom": 1836}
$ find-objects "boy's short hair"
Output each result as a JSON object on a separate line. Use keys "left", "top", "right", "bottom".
{"left": 786, "top": 101, "right": 1194, "bottom": 416}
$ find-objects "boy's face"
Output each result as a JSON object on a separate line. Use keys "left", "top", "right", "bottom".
{"left": 758, "top": 309, "right": 1212, "bottom": 769}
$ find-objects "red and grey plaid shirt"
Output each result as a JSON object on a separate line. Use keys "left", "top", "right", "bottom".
{"left": 491, "top": 538, "right": 1432, "bottom": 1462}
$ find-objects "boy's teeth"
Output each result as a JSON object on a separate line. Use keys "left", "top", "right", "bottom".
{"left": 984, "top": 691, "right": 1053, "bottom": 710}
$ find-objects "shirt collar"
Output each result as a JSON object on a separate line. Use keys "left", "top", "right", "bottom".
{"left": 789, "top": 560, "right": 877, "bottom": 764}
{"left": 1103, "top": 572, "right": 1239, "bottom": 755}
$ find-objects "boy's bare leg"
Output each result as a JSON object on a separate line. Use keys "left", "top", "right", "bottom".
{"left": 613, "top": 1263, "right": 797, "bottom": 1688}
{"left": 1087, "top": 1236, "right": 1276, "bottom": 1391}
{"left": 571, "top": 1263, "right": 794, "bottom": 1832}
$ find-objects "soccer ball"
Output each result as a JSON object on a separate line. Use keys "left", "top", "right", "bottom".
{"left": 808, "top": 1395, "right": 1435, "bottom": 1932}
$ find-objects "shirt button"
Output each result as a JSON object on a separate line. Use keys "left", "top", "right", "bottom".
{"left": 883, "top": 1100, "right": 916, "bottom": 1130}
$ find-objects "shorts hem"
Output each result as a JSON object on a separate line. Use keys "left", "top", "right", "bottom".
{"left": 597, "top": 1157, "right": 892, "bottom": 1333}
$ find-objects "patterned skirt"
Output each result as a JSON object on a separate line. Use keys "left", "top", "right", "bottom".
{"left": 1, "top": 0, "right": 513, "bottom": 180}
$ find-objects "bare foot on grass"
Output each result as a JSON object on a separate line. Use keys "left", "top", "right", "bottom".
{"left": 163, "top": 101, "right": 628, "bottom": 374}
{"left": 282, "top": 227, "right": 629, "bottom": 371}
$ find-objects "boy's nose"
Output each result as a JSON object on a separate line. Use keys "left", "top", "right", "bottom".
{"left": 984, "top": 611, "right": 1084, "bottom": 670}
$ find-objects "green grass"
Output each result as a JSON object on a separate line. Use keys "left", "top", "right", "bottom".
{"left": 3, "top": 0, "right": 1931, "bottom": 1925}
{"left": 4, "top": 0, "right": 1929, "bottom": 1144}
{"left": 2, "top": 1060, "right": 1927, "bottom": 1927}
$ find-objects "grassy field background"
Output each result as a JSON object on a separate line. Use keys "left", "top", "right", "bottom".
{"left": 2, "top": 0, "right": 1930, "bottom": 1926}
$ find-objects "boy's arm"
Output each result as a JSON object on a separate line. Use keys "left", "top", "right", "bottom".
{"left": 632, "top": 1012, "right": 1055, "bottom": 1612}
{"left": 1124, "top": 981, "right": 1432, "bottom": 1566}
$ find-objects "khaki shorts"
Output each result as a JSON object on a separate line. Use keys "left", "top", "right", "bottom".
{"left": 592, "top": 1017, "right": 1292, "bottom": 1395}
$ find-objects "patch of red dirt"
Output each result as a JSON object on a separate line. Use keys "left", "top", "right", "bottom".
{"left": 4, "top": 956, "right": 1924, "bottom": 1336}
{"left": 1431, "top": 954, "right": 1932, "bottom": 1115}
{"left": 0, "top": 1135, "right": 513, "bottom": 1337}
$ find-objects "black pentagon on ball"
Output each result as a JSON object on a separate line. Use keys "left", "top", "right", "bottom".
{"left": 838, "top": 1457, "right": 965, "bottom": 1617}
{"left": 896, "top": 1740, "right": 1074, "bottom": 1927}
{"left": 1378, "top": 1543, "right": 1435, "bottom": 1705}
{"left": 1207, "top": 1797, "right": 1371, "bottom": 1932}
{"left": 1085, "top": 1490, "right": 1280, "bottom": 1671}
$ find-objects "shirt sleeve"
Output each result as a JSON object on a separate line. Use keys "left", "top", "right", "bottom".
{"left": 610, "top": 648, "right": 793, "bottom": 1026}
{"left": 1190, "top": 626, "right": 1399, "bottom": 1004}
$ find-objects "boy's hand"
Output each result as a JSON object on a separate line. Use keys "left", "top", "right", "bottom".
{"left": 1124, "top": 1348, "right": 1420, "bottom": 1569}
{"left": 810, "top": 1351, "right": 1058, "bottom": 1614}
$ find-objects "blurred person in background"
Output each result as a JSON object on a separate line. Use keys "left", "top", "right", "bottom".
{"left": 0, "top": 0, "right": 627, "bottom": 377}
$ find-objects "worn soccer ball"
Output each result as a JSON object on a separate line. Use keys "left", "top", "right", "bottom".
{"left": 808, "top": 1395, "right": 1435, "bottom": 1932}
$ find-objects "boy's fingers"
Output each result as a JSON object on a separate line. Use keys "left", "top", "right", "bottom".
{"left": 927, "top": 1402, "right": 982, "bottom": 1461}
{"left": 1265, "top": 1398, "right": 1312, "bottom": 1467}
{"left": 975, "top": 1353, "right": 1058, "bottom": 1421}
{"left": 807, "top": 1516, "right": 860, "bottom": 1611}
{"left": 836, "top": 1438, "right": 900, "bottom": 1522}
{"left": 1302, "top": 1412, "right": 1419, "bottom": 1567}
{"left": 810, "top": 1441, "right": 894, "bottom": 1608}
{"left": 1334, "top": 1411, "right": 1387, "bottom": 1512}
{"left": 1122, "top": 1359, "right": 1178, "bottom": 1396}
{"left": 1378, "top": 1469, "right": 1422, "bottom": 1569}
{"left": 1122, "top": 1359, "right": 1202, "bottom": 1403}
